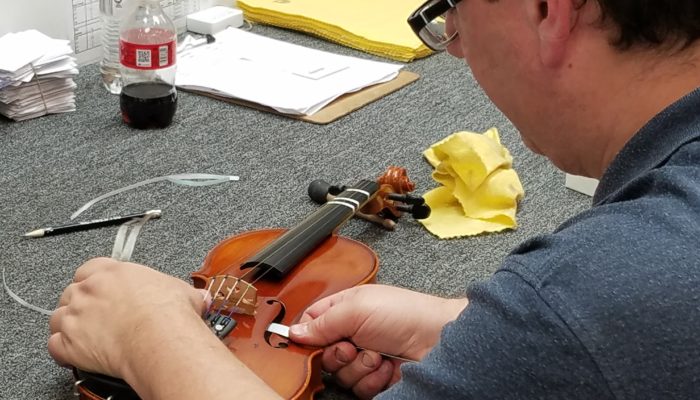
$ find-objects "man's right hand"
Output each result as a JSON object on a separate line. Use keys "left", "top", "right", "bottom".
{"left": 289, "top": 284, "right": 467, "bottom": 399}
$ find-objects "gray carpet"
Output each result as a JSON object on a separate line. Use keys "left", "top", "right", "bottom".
{"left": 0, "top": 25, "right": 592, "bottom": 399}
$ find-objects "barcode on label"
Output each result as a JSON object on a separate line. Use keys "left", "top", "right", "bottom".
{"left": 136, "top": 49, "right": 151, "bottom": 68}
{"left": 159, "top": 45, "right": 168, "bottom": 67}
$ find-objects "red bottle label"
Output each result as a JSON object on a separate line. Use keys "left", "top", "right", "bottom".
{"left": 120, "top": 39, "right": 176, "bottom": 70}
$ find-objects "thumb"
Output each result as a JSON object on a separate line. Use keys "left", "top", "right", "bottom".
{"left": 289, "top": 301, "right": 357, "bottom": 347}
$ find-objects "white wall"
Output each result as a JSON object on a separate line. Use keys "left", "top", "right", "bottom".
{"left": 0, "top": 0, "right": 235, "bottom": 38}
{"left": 0, "top": 0, "right": 234, "bottom": 65}
{"left": 0, "top": 0, "right": 75, "bottom": 39}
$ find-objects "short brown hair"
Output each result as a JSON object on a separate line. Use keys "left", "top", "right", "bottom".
{"left": 588, "top": 0, "right": 700, "bottom": 50}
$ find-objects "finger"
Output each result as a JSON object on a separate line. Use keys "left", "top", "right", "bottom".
{"left": 47, "top": 332, "right": 72, "bottom": 368}
{"left": 57, "top": 283, "right": 79, "bottom": 307}
{"left": 73, "top": 257, "right": 114, "bottom": 282}
{"left": 297, "top": 290, "right": 348, "bottom": 323}
{"left": 290, "top": 295, "right": 360, "bottom": 346}
{"left": 49, "top": 306, "right": 68, "bottom": 334}
{"left": 57, "top": 287, "right": 73, "bottom": 308}
{"left": 353, "top": 359, "right": 394, "bottom": 400}
{"left": 321, "top": 341, "right": 358, "bottom": 373}
{"left": 389, "top": 359, "right": 403, "bottom": 386}
{"left": 334, "top": 350, "right": 383, "bottom": 390}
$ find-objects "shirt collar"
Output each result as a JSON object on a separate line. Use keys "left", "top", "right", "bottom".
{"left": 593, "top": 87, "right": 700, "bottom": 205}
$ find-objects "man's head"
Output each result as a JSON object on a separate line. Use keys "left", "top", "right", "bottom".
{"left": 439, "top": 0, "right": 700, "bottom": 177}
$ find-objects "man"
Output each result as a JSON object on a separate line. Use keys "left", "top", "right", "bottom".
{"left": 49, "top": 0, "right": 700, "bottom": 399}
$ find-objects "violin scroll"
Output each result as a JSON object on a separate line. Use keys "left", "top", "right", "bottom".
{"left": 308, "top": 166, "right": 430, "bottom": 230}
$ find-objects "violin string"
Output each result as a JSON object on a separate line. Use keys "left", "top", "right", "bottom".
{"left": 220, "top": 279, "right": 240, "bottom": 314}
{"left": 249, "top": 207, "right": 348, "bottom": 286}
{"left": 227, "top": 280, "right": 254, "bottom": 318}
{"left": 204, "top": 274, "right": 229, "bottom": 316}
{"left": 214, "top": 204, "right": 342, "bottom": 287}
{"left": 245, "top": 186, "right": 373, "bottom": 287}
{"left": 215, "top": 183, "right": 371, "bottom": 288}
{"left": 205, "top": 183, "right": 376, "bottom": 322}
{"left": 207, "top": 202, "right": 351, "bottom": 321}
{"left": 206, "top": 203, "right": 346, "bottom": 322}
{"left": 211, "top": 195, "right": 345, "bottom": 287}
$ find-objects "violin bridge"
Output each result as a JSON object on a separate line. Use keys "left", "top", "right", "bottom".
{"left": 206, "top": 275, "right": 258, "bottom": 316}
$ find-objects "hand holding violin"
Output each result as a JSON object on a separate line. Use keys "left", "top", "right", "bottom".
{"left": 289, "top": 285, "right": 468, "bottom": 399}
{"left": 48, "top": 257, "right": 281, "bottom": 400}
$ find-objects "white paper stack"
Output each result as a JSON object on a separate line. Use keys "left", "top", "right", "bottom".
{"left": 0, "top": 30, "right": 79, "bottom": 122}
{"left": 176, "top": 28, "right": 403, "bottom": 116}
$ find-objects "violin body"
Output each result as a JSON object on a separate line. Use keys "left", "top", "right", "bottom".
{"left": 73, "top": 228, "right": 379, "bottom": 400}
{"left": 192, "top": 228, "right": 379, "bottom": 399}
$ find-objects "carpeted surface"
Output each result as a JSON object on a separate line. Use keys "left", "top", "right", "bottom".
{"left": 0, "top": 25, "right": 592, "bottom": 400}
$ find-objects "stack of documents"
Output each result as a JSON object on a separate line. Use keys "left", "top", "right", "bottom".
{"left": 176, "top": 28, "right": 404, "bottom": 116}
{"left": 0, "top": 30, "right": 78, "bottom": 122}
{"left": 237, "top": 0, "right": 432, "bottom": 62}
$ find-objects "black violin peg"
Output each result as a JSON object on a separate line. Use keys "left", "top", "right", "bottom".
{"left": 308, "top": 180, "right": 346, "bottom": 204}
{"left": 395, "top": 204, "right": 431, "bottom": 220}
{"left": 411, "top": 204, "right": 431, "bottom": 219}
{"left": 387, "top": 193, "right": 426, "bottom": 206}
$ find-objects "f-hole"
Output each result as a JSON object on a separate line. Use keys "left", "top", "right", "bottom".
{"left": 264, "top": 299, "right": 289, "bottom": 348}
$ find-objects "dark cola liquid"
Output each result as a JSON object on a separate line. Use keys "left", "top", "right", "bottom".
{"left": 120, "top": 82, "right": 177, "bottom": 129}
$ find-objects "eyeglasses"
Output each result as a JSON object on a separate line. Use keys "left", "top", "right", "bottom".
{"left": 408, "top": 0, "right": 462, "bottom": 51}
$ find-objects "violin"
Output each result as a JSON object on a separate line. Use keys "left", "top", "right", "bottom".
{"left": 72, "top": 166, "right": 428, "bottom": 400}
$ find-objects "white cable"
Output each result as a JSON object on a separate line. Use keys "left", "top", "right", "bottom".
{"left": 71, "top": 173, "right": 239, "bottom": 220}
{"left": 111, "top": 222, "right": 131, "bottom": 260}
{"left": 111, "top": 213, "right": 156, "bottom": 261}
{"left": 2, "top": 266, "right": 53, "bottom": 316}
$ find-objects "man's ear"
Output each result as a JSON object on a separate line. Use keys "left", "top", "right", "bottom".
{"left": 535, "top": 0, "right": 577, "bottom": 68}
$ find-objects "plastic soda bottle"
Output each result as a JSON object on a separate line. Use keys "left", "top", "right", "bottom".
{"left": 119, "top": 0, "right": 178, "bottom": 129}
{"left": 100, "top": 0, "right": 129, "bottom": 94}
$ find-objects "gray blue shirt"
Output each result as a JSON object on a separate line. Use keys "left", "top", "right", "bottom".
{"left": 381, "top": 88, "right": 700, "bottom": 399}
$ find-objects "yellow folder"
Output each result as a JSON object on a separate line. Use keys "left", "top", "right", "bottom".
{"left": 237, "top": 0, "right": 433, "bottom": 62}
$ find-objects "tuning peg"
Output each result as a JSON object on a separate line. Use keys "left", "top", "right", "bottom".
{"left": 412, "top": 204, "right": 431, "bottom": 219}
{"left": 387, "top": 193, "right": 425, "bottom": 206}
{"left": 395, "top": 204, "right": 431, "bottom": 220}
{"left": 308, "top": 180, "right": 346, "bottom": 204}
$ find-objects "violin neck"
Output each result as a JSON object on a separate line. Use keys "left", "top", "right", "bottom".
{"left": 242, "top": 179, "right": 379, "bottom": 280}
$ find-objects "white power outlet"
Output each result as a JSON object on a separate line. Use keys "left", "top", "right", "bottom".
{"left": 186, "top": 6, "right": 244, "bottom": 35}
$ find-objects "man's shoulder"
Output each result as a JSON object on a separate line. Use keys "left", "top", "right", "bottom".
{"left": 497, "top": 162, "right": 700, "bottom": 398}
{"left": 503, "top": 171, "right": 699, "bottom": 307}
{"left": 508, "top": 137, "right": 700, "bottom": 290}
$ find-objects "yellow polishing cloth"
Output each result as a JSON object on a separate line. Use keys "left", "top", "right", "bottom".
{"left": 420, "top": 128, "right": 525, "bottom": 239}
